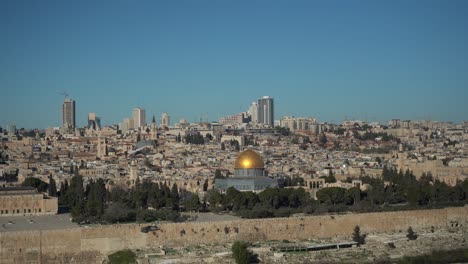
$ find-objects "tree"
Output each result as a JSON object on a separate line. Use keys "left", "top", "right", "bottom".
{"left": 203, "top": 179, "right": 209, "bottom": 192}
{"left": 319, "top": 132, "right": 328, "bottom": 145}
{"left": 22, "top": 177, "right": 48, "bottom": 193}
{"left": 184, "top": 193, "right": 201, "bottom": 212}
{"left": 86, "top": 178, "right": 106, "bottom": 218}
{"left": 325, "top": 169, "right": 336, "bottom": 183}
{"left": 170, "top": 183, "right": 180, "bottom": 210}
{"left": 352, "top": 225, "right": 366, "bottom": 246}
{"left": 231, "top": 241, "right": 256, "bottom": 264}
{"left": 48, "top": 175, "right": 57, "bottom": 197}
{"left": 316, "top": 187, "right": 346, "bottom": 205}
{"left": 221, "top": 142, "right": 226, "bottom": 150}
{"left": 214, "top": 169, "right": 224, "bottom": 179}
{"left": 67, "top": 175, "right": 85, "bottom": 218}
{"left": 345, "top": 187, "right": 361, "bottom": 205}
{"left": 206, "top": 190, "right": 224, "bottom": 212}
{"left": 407, "top": 227, "right": 418, "bottom": 240}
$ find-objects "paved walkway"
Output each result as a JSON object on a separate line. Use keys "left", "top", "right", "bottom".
{"left": 0, "top": 213, "right": 78, "bottom": 232}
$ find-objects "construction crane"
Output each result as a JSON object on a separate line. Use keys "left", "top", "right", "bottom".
{"left": 56, "top": 91, "right": 69, "bottom": 99}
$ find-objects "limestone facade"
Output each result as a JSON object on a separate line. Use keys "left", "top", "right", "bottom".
{"left": 0, "top": 187, "right": 58, "bottom": 216}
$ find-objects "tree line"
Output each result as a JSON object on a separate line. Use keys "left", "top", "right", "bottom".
{"left": 21, "top": 165, "right": 468, "bottom": 223}
{"left": 57, "top": 176, "right": 199, "bottom": 224}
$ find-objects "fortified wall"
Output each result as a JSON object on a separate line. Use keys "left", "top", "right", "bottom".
{"left": 1, "top": 206, "right": 467, "bottom": 263}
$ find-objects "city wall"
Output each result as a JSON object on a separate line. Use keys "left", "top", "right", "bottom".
{"left": 1, "top": 206, "right": 467, "bottom": 263}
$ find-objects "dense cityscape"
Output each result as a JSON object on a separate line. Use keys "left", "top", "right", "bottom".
{"left": 2, "top": 0, "right": 468, "bottom": 263}
{"left": 1, "top": 95, "right": 468, "bottom": 263}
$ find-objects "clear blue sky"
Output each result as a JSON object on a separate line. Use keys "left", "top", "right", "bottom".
{"left": 1, "top": 0, "right": 467, "bottom": 129}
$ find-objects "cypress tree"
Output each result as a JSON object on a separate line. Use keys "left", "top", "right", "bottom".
{"left": 48, "top": 174, "right": 57, "bottom": 197}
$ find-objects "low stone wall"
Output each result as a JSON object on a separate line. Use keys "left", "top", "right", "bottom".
{"left": 1, "top": 206, "right": 467, "bottom": 263}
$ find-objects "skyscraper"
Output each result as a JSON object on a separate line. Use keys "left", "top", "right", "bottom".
{"left": 132, "top": 108, "right": 146, "bottom": 129}
{"left": 248, "top": 102, "right": 259, "bottom": 124}
{"left": 88, "top": 113, "right": 101, "bottom": 130}
{"left": 257, "top": 96, "right": 274, "bottom": 126}
{"left": 62, "top": 98, "right": 76, "bottom": 129}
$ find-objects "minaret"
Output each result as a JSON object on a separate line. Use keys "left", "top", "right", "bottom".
{"left": 151, "top": 115, "right": 157, "bottom": 140}
{"left": 97, "top": 134, "right": 107, "bottom": 158}
{"left": 397, "top": 143, "right": 404, "bottom": 171}
{"left": 130, "top": 160, "right": 138, "bottom": 182}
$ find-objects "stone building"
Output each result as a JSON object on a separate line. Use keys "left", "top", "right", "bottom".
{"left": 215, "top": 149, "right": 278, "bottom": 192}
{"left": 0, "top": 187, "right": 58, "bottom": 216}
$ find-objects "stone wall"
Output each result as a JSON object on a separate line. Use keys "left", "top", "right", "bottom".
{"left": 1, "top": 206, "right": 467, "bottom": 263}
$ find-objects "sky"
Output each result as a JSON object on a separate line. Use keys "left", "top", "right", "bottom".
{"left": 1, "top": 0, "right": 468, "bottom": 129}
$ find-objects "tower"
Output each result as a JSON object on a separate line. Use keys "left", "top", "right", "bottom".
{"left": 97, "top": 134, "right": 107, "bottom": 158}
{"left": 151, "top": 115, "right": 157, "bottom": 140}
{"left": 248, "top": 102, "right": 259, "bottom": 124}
{"left": 257, "top": 96, "right": 274, "bottom": 126}
{"left": 62, "top": 98, "right": 76, "bottom": 129}
{"left": 132, "top": 108, "right": 146, "bottom": 129}
{"left": 130, "top": 160, "right": 138, "bottom": 182}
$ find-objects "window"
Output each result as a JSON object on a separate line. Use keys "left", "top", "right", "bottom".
{"left": 1, "top": 210, "right": 3, "bottom": 214}
{"left": 6, "top": 210, "right": 8, "bottom": 214}
{"left": 38, "top": 209, "right": 41, "bottom": 213}
{"left": 17, "top": 209, "right": 20, "bottom": 213}
{"left": 28, "top": 209, "right": 31, "bottom": 213}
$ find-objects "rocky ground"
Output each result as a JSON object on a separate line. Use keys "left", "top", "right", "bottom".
{"left": 135, "top": 225, "right": 468, "bottom": 263}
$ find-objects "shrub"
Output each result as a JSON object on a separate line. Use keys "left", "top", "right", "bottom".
{"left": 231, "top": 241, "right": 258, "bottom": 264}
{"left": 406, "top": 227, "right": 418, "bottom": 240}
{"left": 108, "top": 249, "right": 137, "bottom": 264}
{"left": 352, "top": 225, "right": 366, "bottom": 246}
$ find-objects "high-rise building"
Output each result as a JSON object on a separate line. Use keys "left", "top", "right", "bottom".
{"left": 121, "top": 118, "right": 134, "bottom": 134}
{"left": 248, "top": 102, "right": 258, "bottom": 124}
{"left": 160, "top": 112, "right": 170, "bottom": 128}
{"left": 132, "top": 108, "right": 146, "bottom": 129}
{"left": 62, "top": 98, "right": 76, "bottom": 129}
{"left": 7, "top": 124, "right": 16, "bottom": 134}
{"left": 257, "top": 96, "right": 274, "bottom": 126}
{"left": 88, "top": 113, "right": 101, "bottom": 130}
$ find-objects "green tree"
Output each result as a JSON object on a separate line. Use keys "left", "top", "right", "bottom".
{"left": 22, "top": 177, "right": 48, "bottom": 193}
{"left": 184, "top": 193, "right": 201, "bottom": 211}
{"left": 67, "top": 175, "right": 85, "bottom": 219}
{"left": 316, "top": 187, "right": 346, "bottom": 205}
{"left": 325, "top": 169, "right": 336, "bottom": 183}
{"left": 231, "top": 241, "right": 256, "bottom": 264}
{"left": 48, "top": 175, "right": 57, "bottom": 197}
{"left": 170, "top": 183, "right": 180, "bottom": 210}
{"left": 203, "top": 179, "right": 209, "bottom": 192}
{"left": 206, "top": 189, "right": 225, "bottom": 212}
{"left": 345, "top": 187, "right": 361, "bottom": 205}
{"left": 86, "top": 178, "right": 106, "bottom": 218}
{"left": 352, "top": 225, "right": 366, "bottom": 246}
{"left": 214, "top": 169, "right": 224, "bottom": 179}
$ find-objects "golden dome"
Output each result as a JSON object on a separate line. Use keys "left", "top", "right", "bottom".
{"left": 234, "top": 149, "right": 264, "bottom": 169}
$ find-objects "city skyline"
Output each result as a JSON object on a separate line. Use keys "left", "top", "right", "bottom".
{"left": 2, "top": 0, "right": 468, "bottom": 128}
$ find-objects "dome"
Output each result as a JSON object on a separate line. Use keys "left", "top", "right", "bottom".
{"left": 234, "top": 149, "right": 264, "bottom": 169}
